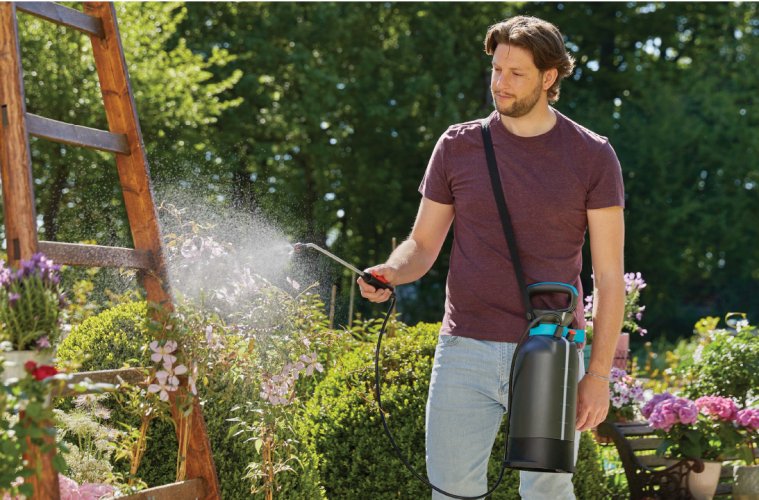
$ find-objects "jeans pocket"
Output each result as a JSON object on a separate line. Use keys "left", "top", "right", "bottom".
{"left": 438, "top": 335, "right": 462, "bottom": 347}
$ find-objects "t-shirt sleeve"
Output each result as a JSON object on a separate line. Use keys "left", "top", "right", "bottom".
{"left": 586, "top": 140, "right": 625, "bottom": 209}
{"left": 418, "top": 132, "right": 454, "bottom": 205}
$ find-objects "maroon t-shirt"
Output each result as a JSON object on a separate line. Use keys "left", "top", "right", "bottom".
{"left": 418, "top": 109, "right": 625, "bottom": 344}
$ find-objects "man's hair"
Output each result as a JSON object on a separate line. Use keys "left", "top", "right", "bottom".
{"left": 484, "top": 16, "right": 575, "bottom": 104}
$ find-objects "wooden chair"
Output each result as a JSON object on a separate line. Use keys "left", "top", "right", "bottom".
{"left": 598, "top": 420, "right": 754, "bottom": 499}
{"left": 0, "top": 3, "right": 221, "bottom": 498}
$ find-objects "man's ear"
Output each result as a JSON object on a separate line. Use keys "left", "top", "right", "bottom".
{"left": 543, "top": 68, "right": 559, "bottom": 90}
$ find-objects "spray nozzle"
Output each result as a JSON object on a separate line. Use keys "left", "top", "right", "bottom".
{"left": 293, "top": 243, "right": 306, "bottom": 252}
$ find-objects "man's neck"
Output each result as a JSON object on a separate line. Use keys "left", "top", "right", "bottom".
{"left": 499, "top": 104, "right": 557, "bottom": 138}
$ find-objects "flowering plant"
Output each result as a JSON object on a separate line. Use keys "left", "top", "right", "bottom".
{"left": 584, "top": 272, "right": 647, "bottom": 343}
{"left": 0, "top": 254, "right": 67, "bottom": 351}
{"left": 607, "top": 368, "right": 645, "bottom": 421}
{"left": 645, "top": 392, "right": 744, "bottom": 460}
{"left": 735, "top": 407, "right": 759, "bottom": 466}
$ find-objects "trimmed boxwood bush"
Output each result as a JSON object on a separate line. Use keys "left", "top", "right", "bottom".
{"left": 57, "top": 300, "right": 325, "bottom": 499}
{"left": 305, "top": 322, "right": 605, "bottom": 499}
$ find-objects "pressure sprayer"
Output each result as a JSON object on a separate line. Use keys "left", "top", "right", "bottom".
{"left": 292, "top": 119, "right": 586, "bottom": 499}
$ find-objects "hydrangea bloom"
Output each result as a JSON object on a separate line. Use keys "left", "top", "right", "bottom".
{"left": 642, "top": 392, "right": 675, "bottom": 419}
{"left": 696, "top": 396, "right": 739, "bottom": 422}
{"left": 649, "top": 396, "right": 699, "bottom": 432}
{"left": 736, "top": 408, "right": 759, "bottom": 431}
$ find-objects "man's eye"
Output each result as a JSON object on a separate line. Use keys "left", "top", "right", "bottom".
{"left": 514, "top": 73, "right": 523, "bottom": 76}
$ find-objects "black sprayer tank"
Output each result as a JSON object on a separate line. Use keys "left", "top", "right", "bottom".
{"left": 504, "top": 334, "right": 579, "bottom": 473}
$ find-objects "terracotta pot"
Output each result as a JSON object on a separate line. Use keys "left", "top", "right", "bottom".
{"left": 664, "top": 458, "right": 722, "bottom": 500}
{"left": 734, "top": 465, "right": 759, "bottom": 500}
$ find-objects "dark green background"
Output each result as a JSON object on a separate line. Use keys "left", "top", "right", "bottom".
{"left": 8, "top": 2, "right": 758, "bottom": 346}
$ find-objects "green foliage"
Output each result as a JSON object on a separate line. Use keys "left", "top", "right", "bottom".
{"left": 56, "top": 301, "right": 324, "bottom": 497}
{"left": 681, "top": 325, "right": 759, "bottom": 408}
{"left": 57, "top": 301, "right": 150, "bottom": 371}
{"left": 0, "top": 256, "right": 65, "bottom": 351}
{"left": 305, "top": 321, "right": 604, "bottom": 499}
{"left": 572, "top": 431, "right": 606, "bottom": 500}
{"left": 56, "top": 301, "right": 177, "bottom": 486}
{"left": 14, "top": 2, "right": 241, "bottom": 247}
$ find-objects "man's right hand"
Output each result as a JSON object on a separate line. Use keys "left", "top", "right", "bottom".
{"left": 358, "top": 264, "right": 397, "bottom": 303}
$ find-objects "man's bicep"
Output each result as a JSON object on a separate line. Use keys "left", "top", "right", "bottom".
{"left": 410, "top": 196, "right": 454, "bottom": 256}
{"left": 587, "top": 207, "right": 625, "bottom": 284}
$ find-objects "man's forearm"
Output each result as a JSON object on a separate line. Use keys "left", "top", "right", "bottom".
{"left": 588, "top": 276, "right": 626, "bottom": 377}
{"left": 384, "top": 238, "right": 437, "bottom": 285}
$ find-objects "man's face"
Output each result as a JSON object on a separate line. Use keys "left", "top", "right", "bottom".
{"left": 491, "top": 44, "right": 545, "bottom": 118}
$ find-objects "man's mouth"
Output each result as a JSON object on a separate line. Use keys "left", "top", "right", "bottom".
{"left": 496, "top": 94, "right": 514, "bottom": 100}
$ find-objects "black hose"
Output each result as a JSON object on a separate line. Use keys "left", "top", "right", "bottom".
{"left": 374, "top": 298, "right": 563, "bottom": 499}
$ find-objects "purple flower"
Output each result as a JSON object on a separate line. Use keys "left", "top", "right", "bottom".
{"left": 8, "top": 293, "right": 20, "bottom": 308}
{"left": 642, "top": 392, "right": 675, "bottom": 419}
{"left": 636, "top": 312, "right": 643, "bottom": 321}
{"left": 736, "top": 408, "right": 759, "bottom": 431}
{"left": 696, "top": 396, "right": 739, "bottom": 422}
{"left": 36, "top": 336, "right": 50, "bottom": 349}
{"left": 673, "top": 397, "right": 699, "bottom": 425}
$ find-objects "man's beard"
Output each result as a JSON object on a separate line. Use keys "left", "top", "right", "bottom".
{"left": 492, "top": 77, "right": 543, "bottom": 118}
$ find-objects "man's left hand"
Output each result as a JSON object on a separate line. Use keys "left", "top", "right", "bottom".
{"left": 575, "top": 374, "right": 610, "bottom": 431}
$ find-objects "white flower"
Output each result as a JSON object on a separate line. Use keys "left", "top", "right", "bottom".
{"left": 299, "top": 352, "right": 324, "bottom": 376}
{"left": 149, "top": 340, "right": 178, "bottom": 365}
{"left": 286, "top": 276, "right": 300, "bottom": 290}
{"left": 148, "top": 370, "right": 178, "bottom": 402}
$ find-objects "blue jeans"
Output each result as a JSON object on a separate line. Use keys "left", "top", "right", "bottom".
{"left": 425, "top": 335, "right": 585, "bottom": 499}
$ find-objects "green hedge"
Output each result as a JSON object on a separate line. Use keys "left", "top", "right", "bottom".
{"left": 57, "top": 301, "right": 325, "bottom": 499}
{"left": 305, "top": 322, "right": 605, "bottom": 499}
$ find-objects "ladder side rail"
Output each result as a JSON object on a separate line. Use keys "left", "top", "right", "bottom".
{"left": 83, "top": 2, "right": 172, "bottom": 307}
{"left": 0, "top": 2, "right": 39, "bottom": 267}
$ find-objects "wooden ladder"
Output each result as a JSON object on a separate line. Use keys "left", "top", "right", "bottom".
{"left": 0, "top": 2, "right": 221, "bottom": 499}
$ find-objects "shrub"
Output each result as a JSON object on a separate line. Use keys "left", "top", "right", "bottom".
{"left": 681, "top": 327, "right": 759, "bottom": 407}
{"left": 57, "top": 301, "right": 324, "bottom": 498}
{"left": 305, "top": 322, "right": 604, "bottom": 499}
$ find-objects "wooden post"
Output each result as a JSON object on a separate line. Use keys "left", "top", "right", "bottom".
{"left": 0, "top": 3, "right": 39, "bottom": 267}
{"left": 83, "top": 2, "right": 172, "bottom": 308}
{"left": 329, "top": 284, "right": 337, "bottom": 328}
{"left": 18, "top": 414, "right": 60, "bottom": 500}
{"left": 348, "top": 271, "right": 356, "bottom": 329}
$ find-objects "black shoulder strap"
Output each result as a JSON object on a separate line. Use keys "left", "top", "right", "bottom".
{"left": 480, "top": 118, "right": 535, "bottom": 321}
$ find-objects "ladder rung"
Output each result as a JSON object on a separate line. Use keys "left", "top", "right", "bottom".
{"left": 37, "top": 241, "right": 154, "bottom": 269}
{"left": 119, "top": 478, "right": 207, "bottom": 500}
{"left": 26, "top": 113, "right": 130, "bottom": 155}
{"left": 50, "top": 368, "right": 147, "bottom": 398}
{"left": 16, "top": 2, "right": 104, "bottom": 38}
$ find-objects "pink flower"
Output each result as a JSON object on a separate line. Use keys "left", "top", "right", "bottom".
{"left": 58, "top": 474, "right": 79, "bottom": 500}
{"left": 696, "top": 396, "right": 739, "bottom": 422}
{"left": 286, "top": 276, "right": 300, "bottom": 290}
{"left": 642, "top": 392, "right": 675, "bottom": 419}
{"left": 299, "top": 352, "right": 323, "bottom": 376}
{"left": 148, "top": 370, "right": 178, "bottom": 402}
{"left": 736, "top": 408, "right": 759, "bottom": 431}
{"left": 649, "top": 396, "right": 698, "bottom": 431}
{"left": 149, "top": 340, "right": 178, "bottom": 365}
{"left": 78, "top": 482, "right": 114, "bottom": 500}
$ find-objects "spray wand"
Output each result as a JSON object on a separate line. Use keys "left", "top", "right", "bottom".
{"left": 293, "top": 242, "right": 395, "bottom": 298}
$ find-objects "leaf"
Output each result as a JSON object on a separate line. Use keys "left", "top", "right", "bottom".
{"left": 255, "top": 439, "right": 263, "bottom": 454}
{"left": 656, "top": 438, "right": 673, "bottom": 456}
{"left": 52, "top": 454, "right": 68, "bottom": 473}
{"left": 684, "top": 429, "right": 702, "bottom": 444}
{"left": 25, "top": 401, "right": 42, "bottom": 419}
{"left": 18, "top": 484, "right": 34, "bottom": 497}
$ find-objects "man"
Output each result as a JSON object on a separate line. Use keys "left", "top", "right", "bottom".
{"left": 358, "top": 15, "right": 625, "bottom": 499}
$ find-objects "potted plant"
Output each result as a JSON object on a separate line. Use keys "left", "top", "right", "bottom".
{"left": 734, "top": 407, "right": 759, "bottom": 500}
{"left": 0, "top": 254, "right": 66, "bottom": 383}
{"left": 644, "top": 392, "right": 744, "bottom": 500}
{"left": 583, "top": 272, "right": 647, "bottom": 371}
